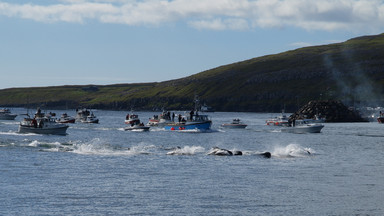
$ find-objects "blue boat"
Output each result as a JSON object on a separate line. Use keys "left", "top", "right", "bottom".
{"left": 164, "top": 114, "right": 212, "bottom": 131}
{"left": 164, "top": 95, "right": 212, "bottom": 131}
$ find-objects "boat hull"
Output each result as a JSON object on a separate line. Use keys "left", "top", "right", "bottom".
{"left": 18, "top": 125, "right": 69, "bottom": 135}
{"left": 124, "top": 126, "right": 150, "bottom": 131}
{"left": 57, "top": 119, "right": 76, "bottom": 123}
{"left": 221, "top": 124, "right": 247, "bottom": 129}
{"left": 280, "top": 124, "right": 324, "bottom": 134}
{"left": 164, "top": 121, "right": 212, "bottom": 131}
{"left": 378, "top": 117, "right": 384, "bottom": 123}
{"left": 0, "top": 114, "right": 17, "bottom": 120}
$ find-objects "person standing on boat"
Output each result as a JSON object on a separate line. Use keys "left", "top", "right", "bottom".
{"left": 190, "top": 110, "right": 194, "bottom": 120}
{"left": 172, "top": 112, "right": 175, "bottom": 122}
{"left": 178, "top": 114, "right": 182, "bottom": 123}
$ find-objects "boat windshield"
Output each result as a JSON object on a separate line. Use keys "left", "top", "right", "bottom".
{"left": 191, "top": 115, "right": 210, "bottom": 121}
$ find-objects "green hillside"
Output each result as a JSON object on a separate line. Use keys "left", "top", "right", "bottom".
{"left": 1, "top": 33, "right": 384, "bottom": 112}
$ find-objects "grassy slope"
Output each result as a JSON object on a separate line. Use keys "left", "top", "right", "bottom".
{"left": 1, "top": 33, "right": 384, "bottom": 112}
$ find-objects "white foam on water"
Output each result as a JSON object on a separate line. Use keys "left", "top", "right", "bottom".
{"left": 0, "top": 131, "right": 40, "bottom": 136}
{"left": 272, "top": 143, "right": 313, "bottom": 158}
{"left": 71, "top": 138, "right": 131, "bottom": 156}
{"left": 27, "top": 140, "right": 62, "bottom": 148}
{"left": 149, "top": 127, "right": 165, "bottom": 132}
{"left": 0, "top": 121, "right": 19, "bottom": 125}
{"left": 166, "top": 146, "right": 205, "bottom": 155}
{"left": 129, "top": 143, "right": 157, "bottom": 155}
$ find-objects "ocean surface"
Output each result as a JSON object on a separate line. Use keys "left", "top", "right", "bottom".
{"left": 1, "top": 108, "right": 383, "bottom": 216}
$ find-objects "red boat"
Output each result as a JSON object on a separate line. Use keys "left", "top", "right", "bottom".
{"left": 56, "top": 113, "right": 75, "bottom": 123}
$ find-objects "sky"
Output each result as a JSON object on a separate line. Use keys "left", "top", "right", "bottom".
{"left": 0, "top": 0, "right": 384, "bottom": 89}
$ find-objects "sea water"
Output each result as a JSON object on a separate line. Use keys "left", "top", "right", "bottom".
{"left": 0, "top": 108, "right": 383, "bottom": 215}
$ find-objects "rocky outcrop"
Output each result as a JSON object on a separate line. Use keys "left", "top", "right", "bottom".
{"left": 290, "top": 100, "right": 368, "bottom": 122}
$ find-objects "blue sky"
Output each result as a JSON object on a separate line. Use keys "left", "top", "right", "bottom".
{"left": 0, "top": 0, "right": 383, "bottom": 89}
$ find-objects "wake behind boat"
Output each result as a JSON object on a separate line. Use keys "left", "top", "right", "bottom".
{"left": 0, "top": 108, "right": 17, "bottom": 120}
{"left": 18, "top": 108, "right": 69, "bottom": 135}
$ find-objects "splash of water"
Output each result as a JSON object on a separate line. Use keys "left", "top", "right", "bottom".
{"left": 166, "top": 146, "right": 205, "bottom": 155}
{"left": 272, "top": 143, "right": 313, "bottom": 158}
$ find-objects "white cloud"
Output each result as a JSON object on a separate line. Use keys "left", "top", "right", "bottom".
{"left": 289, "top": 42, "right": 313, "bottom": 48}
{"left": 0, "top": 0, "right": 383, "bottom": 32}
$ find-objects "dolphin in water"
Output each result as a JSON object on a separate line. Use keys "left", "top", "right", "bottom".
{"left": 208, "top": 147, "right": 237, "bottom": 156}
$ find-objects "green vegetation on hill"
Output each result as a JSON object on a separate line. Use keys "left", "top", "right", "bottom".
{"left": 1, "top": 33, "right": 384, "bottom": 112}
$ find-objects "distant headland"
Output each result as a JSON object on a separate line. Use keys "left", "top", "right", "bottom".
{"left": 1, "top": 33, "right": 384, "bottom": 113}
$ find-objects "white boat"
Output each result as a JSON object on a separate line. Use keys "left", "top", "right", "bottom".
{"left": 56, "top": 113, "right": 75, "bottom": 123}
{"left": 200, "top": 103, "right": 214, "bottom": 112}
{"left": 18, "top": 109, "right": 69, "bottom": 135}
{"left": 0, "top": 108, "right": 17, "bottom": 120}
{"left": 125, "top": 115, "right": 150, "bottom": 131}
{"left": 125, "top": 113, "right": 140, "bottom": 125}
{"left": 147, "top": 110, "right": 173, "bottom": 126}
{"left": 124, "top": 123, "right": 150, "bottom": 131}
{"left": 81, "top": 113, "right": 99, "bottom": 123}
{"left": 266, "top": 111, "right": 290, "bottom": 126}
{"left": 76, "top": 108, "right": 92, "bottom": 122}
{"left": 280, "top": 120, "right": 324, "bottom": 134}
{"left": 221, "top": 119, "right": 247, "bottom": 129}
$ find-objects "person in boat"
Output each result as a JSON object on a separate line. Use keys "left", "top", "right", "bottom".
{"left": 172, "top": 112, "right": 175, "bottom": 122}
{"left": 39, "top": 120, "right": 44, "bottom": 128}
{"left": 190, "top": 110, "right": 194, "bottom": 120}
{"left": 32, "top": 119, "right": 37, "bottom": 128}
{"left": 126, "top": 114, "right": 130, "bottom": 120}
{"left": 178, "top": 114, "right": 182, "bottom": 123}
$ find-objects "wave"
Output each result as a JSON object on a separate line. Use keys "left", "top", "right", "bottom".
{"left": 0, "top": 121, "right": 19, "bottom": 125}
{"left": 0, "top": 131, "right": 40, "bottom": 136}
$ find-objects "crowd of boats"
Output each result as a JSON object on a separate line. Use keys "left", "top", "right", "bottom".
{"left": 0, "top": 104, "right": 332, "bottom": 136}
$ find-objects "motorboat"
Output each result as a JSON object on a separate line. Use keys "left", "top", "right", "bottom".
{"left": 81, "top": 113, "right": 99, "bottom": 123}
{"left": 266, "top": 111, "right": 290, "bottom": 126}
{"left": 200, "top": 103, "right": 214, "bottom": 112}
{"left": 147, "top": 114, "right": 160, "bottom": 126}
{"left": 221, "top": 119, "right": 247, "bottom": 129}
{"left": 56, "top": 113, "right": 75, "bottom": 123}
{"left": 164, "top": 114, "right": 212, "bottom": 131}
{"left": 147, "top": 110, "right": 173, "bottom": 126}
{"left": 125, "top": 113, "right": 140, "bottom": 125}
{"left": 125, "top": 114, "right": 150, "bottom": 131}
{"left": 75, "top": 108, "right": 91, "bottom": 122}
{"left": 0, "top": 108, "right": 17, "bottom": 120}
{"left": 280, "top": 120, "right": 324, "bottom": 134}
{"left": 18, "top": 108, "right": 68, "bottom": 135}
{"left": 124, "top": 122, "right": 150, "bottom": 131}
